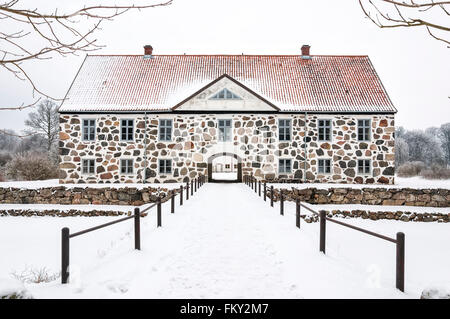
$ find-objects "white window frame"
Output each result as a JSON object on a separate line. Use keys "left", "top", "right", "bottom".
{"left": 358, "top": 119, "right": 371, "bottom": 141}
{"left": 278, "top": 158, "right": 292, "bottom": 174}
{"left": 159, "top": 159, "right": 172, "bottom": 175}
{"left": 210, "top": 88, "right": 242, "bottom": 100}
{"left": 120, "top": 118, "right": 134, "bottom": 142}
{"left": 120, "top": 159, "right": 134, "bottom": 175}
{"left": 81, "top": 158, "right": 96, "bottom": 175}
{"left": 357, "top": 159, "right": 372, "bottom": 176}
{"left": 318, "top": 119, "right": 332, "bottom": 142}
{"left": 159, "top": 119, "right": 173, "bottom": 142}
{"left": 278, "top": 119, "right": 292, "bottom": 142}
{"left": 82, "top": 118, "right": 96, "bottom": 142}
{"left": 218, "top": 119, "right": 232, "bottom": 142}
{"left": 318, "top": 158, "right": 332, "bottom": 174}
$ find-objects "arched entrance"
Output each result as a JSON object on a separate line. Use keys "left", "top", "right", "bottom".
{"left": 207, "top": 152, "right": 242, "bottom": 183}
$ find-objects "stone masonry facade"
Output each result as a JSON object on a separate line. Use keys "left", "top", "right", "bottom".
{"left": 59, "top": 113, "right": 395, "bottom": 184}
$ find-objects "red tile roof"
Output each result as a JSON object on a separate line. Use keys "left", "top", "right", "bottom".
{"left": 59, "top": 54, "right": 396, "bottom": 113}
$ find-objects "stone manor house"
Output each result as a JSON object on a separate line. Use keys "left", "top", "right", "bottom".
{"left": 58, "top": 45, "right": 397, "bottom": 184}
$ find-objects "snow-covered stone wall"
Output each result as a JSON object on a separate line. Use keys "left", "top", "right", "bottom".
{"left": 58, "top": 113, "right": 395, "bottom": 184}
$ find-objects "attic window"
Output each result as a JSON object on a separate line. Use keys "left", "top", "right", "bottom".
{"left": 210, "top": 88, "right": 241, "bottom": 100}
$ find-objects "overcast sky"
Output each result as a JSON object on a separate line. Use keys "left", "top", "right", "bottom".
{"left": 1, "top": 0, "right": 449, "bottom": 133}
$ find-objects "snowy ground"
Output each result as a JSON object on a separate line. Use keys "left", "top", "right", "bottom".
{"left": 0, "top": 204, "right": 134, "bottom": 213}
{"left": 212, "top": 172, "right": 238, "bottom": 180}
{"left": 0, "top": 183, "right": 449, "bottom": 299}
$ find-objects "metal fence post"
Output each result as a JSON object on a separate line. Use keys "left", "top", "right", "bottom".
{"left": 319, "top": 210, "right": 326, "bottom": 253}
{"left": 171, "top": 191, "right": 175, "bottom": 214}
{"left": 191, "top": 180, "right": 194, "bottom": 196}
{"left": 61, "top": 227, "right": 70, "bottom": 284}
{"left": 280, "top": 191, "right": 284, "bottom": 215}
{"left": 296, "top": 198, "right": 300, "bottom": 228}
{"left": 396, "top": 232, "right": 405, "bottom": 292}
{"left": 254, "top": 178, "right": 257, "bottom": 193}
{"left": 258, "top": 181, "right": 261, "bottom": 197}
{"left": 270, "top": 185, "right": 274, "bottom": 207}
{"left": 134, "top": 207, "right": 141, "bottom": 250}
{"left": 186, "top": 182, "right": 189, "bottom": 200}
{"left": 264, "top": 182, "right": 267, "bottom": 201}
{"left": 157, "top": 196, "right": 162, "bottom": 227}
{"left": 195, "top": 178, "right": 197, "bottom": 192}
{"left": 180, "top": 186, "right": 183, "bottom": 206}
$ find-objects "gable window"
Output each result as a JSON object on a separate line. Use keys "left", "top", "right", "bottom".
{"left": 279, "top": 119, "right": 291, "bottom": 141}
{"left": 120, "top": 159, "right": 134, "bottom": 174}
{"left": 82, "top": 159, "right": 95, "bottom": 175}
{"left": 358, "top": 119, "right": 371, "bottom": 141}
{"left": 318, "top": 159, "right": 331, "bottom": 174}
{"left": 121, "top": 119, "right": 134, "bottom": 141}
{"left": 159, "top": 159, "right": 172, "bottom": 174}
{"left": 210, "top": 88, "right": 241, "bottom": 100}
{"left": 159, "top": 119, "right": 172, "bottom": 141}
{"left": 218, "top": 119, "right": 232, "bottom": 142}
{"left": 279, "top": 159, "right": 291, "bottom": 174}
{"left": 82, "top": 119, "right": 96, "bottom": 141}
{"left": 318, "top": 119, "right": 332, "bottom": 141}
{"left": 358, "top": 159, "right": 371, "bottom": 175}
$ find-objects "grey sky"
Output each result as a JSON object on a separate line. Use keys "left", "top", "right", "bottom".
{"left": 1, "top": 0, "right": 449, "bottom": 133}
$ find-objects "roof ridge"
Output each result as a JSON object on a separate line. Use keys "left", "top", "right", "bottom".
{"left": 86, "top": 54, "right": 369, "bottom": 58}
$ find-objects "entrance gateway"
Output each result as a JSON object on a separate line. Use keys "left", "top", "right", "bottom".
{"left": 207, "top": 152, "right": 242, "bottom": 183}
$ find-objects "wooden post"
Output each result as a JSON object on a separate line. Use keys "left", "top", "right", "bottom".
{"left": 296, "top": 198, "right": 300, "bottom": 228}
{"left": 61, "top": 227, "right": 70, "bottom": 284}
{"left": 396, "top": 232, "right": 405, "bottom": 292}
{"left": 180, "top": 186, "right": 183, "bottom": 206}
{"left": 270, "top": 185, "right": 274, "bottom": 207}
{"left": 157, "top": 196, "right": 162, "bottom": 227}
{"left": 134, "top": 207, "right": 141, "bottom": 250}
{"left": 171, "top": 191, "right": 175, "bottom": 214}
{"left": 264, "top": 182, "right": 267, "bottom": 201}
{"left": 280, "top": 191, "right": 284, "bottom": 215}
{"left": 319, "top": 210, "right": 326, "bottom": 253}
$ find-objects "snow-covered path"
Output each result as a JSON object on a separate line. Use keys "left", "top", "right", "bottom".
{"left": 25, "top": 183, "right": 412, "bottom": 298}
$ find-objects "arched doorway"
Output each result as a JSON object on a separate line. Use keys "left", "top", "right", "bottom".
{"left": 207, "top": 152, "right": 242, "bottom": 183}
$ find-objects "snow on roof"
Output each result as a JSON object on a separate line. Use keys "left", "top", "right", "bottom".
{"left": 59, "top": 54, "right": 397, "bottom": 113}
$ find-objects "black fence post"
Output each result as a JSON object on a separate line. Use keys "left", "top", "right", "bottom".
{"left": 396, "top": 232, "right": 405, "bottom": 292}
{"left": 180, "top": 186, "right": 183, "bottom": 206}
{"left": 264, "top": 182, "right": 267, "bottom": 201}
{"left": 157, "top": 196, "right": 162, "bottom": 227}
{"left": 61, "top": 227, "right": 70, "bottom": 284}
{"left": 270, "top": 185, "right": 274, "bottom": 207}
{"left": 319, "top": 210, "right": 326, "bottom": 253}
{"left": 186, "top": 182, "right": 189, "bottom": 201}
{"left": 258, "top": 181, "right": 261, "bottom": 197}
{"left": 296, "top": 198, "right": 300, "bottom": 228}
{"left": 254, "top": 178, "right": 257, "bottom": 193}
{"left": 195, "top": 178, "right": 197, "bottom": 192}
{"left": 171, "top": 191, "right": 175, "bottom": 214}
{"left": 280, "top": 191, "right": 284, "bottom": 215}
{"left": 134, "top": 207, "right": 141, "bottom": 250}
{"left": 191, "top": 180, "right": 194, "bottom": 196}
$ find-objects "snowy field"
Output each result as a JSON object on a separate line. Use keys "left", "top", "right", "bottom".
{"left": 0, "top": 183, "right": 449, "bottom": 299}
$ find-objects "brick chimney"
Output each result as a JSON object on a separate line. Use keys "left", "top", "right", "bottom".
{"left": 301, "top": 45, "right": 311, "bottom": 59}
{"left": 144, "top": 45, "right": 153, "bottom": 57}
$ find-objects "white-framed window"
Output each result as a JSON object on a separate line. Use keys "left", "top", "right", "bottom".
{"left": 159, "top": 119, "right": 172, "bottom": 141}
{"left": 218, "top": 119, "right": 232, "bottom": 142}
{"left": 358, "top": 119, "right": 371, "bottom": 141}
{"left": 121, "top": 119, "right": 134, "bottom": 141}
{"left": 159, "top": 159, "right": 172, "bottom": 174}
{"left": 279, "top": 158, "right": 292, "bottom": 174}
{"left": 279, "top": 119, "right": 291, "bottom": 141}
{"left": 318, "top": 119, "right": 332, "bottom": 141}
{"left": 358, "top": 159, "right": 371, "bottom": 175}
{"left": 82, "top": 119, "right": 96, "bottom": 141}
{"left": 210, "top": 88, "right": 241, "bottom": 100}
{"left": 81, "top": 159, "right": 95, "bottom": 175}
{"left": 318, "top": 159, "right": 332, "bottom": 174}
{"left": 120, "top": 159, "right": 134, "bottom": 174}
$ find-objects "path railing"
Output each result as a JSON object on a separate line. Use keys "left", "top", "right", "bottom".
{"left": 60, "top": 175, "right": 206, "bottom": 284}
{"left": 243, "top": 174, "right": 405, "bottom": 292}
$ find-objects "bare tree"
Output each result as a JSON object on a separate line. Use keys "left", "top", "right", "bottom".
{"left": 24, "top": 99, "right": 59, "bottom": 151}
{"left": 0, "top": 0, "right": 173, "bottom": 113}
{"left": 359, "top": 0, "right": 450, "bottom": 46}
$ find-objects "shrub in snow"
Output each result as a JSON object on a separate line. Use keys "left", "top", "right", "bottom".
{"left": 11, "top": 266, "right": 60, "bottom": 284}
{"left": 419, "top": 164, "right": 450, "bottom": 180}
{"left": 421, "top": 286, "right": 450, "bottom": 299}
{"left": 397, "top": 161, "right": 426, "bottom": 177}
{"left": 0, "top": 152, "right": 12, "bottom": 166}
{"left": 5, "top": 151, "right": 58, "bottom": 181}
{"left": 0, "top": 277, "right": 30, "bottom": 299}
